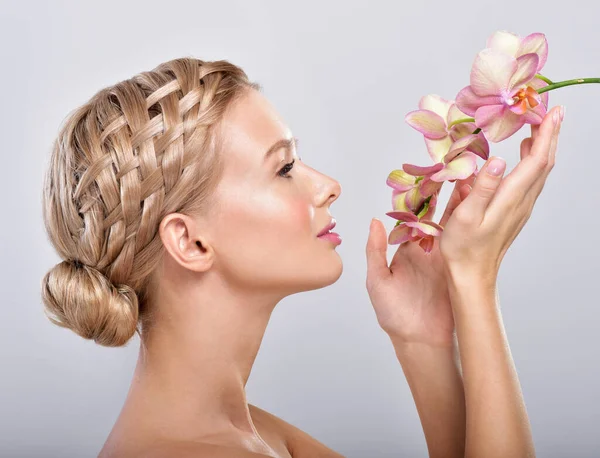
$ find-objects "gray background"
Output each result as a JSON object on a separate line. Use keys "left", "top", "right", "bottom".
{"left": 1, "top": 0, "right": 598, "bottom": 457}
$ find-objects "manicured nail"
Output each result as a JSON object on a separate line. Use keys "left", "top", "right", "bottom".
{"left": 487, "top": 157, "right": 506, "bottom": 176}
{"left": 560, "top": 105, "right": 565, "bottom": 121}
{"left": 553, "top": 108, "right": 561, "bottom": 126}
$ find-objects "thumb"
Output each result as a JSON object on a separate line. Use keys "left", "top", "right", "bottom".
{"left": 459, "top": 156, "right": 506, "bottom": 223}
{"left": 366, "top": 218, "right": 391, "bottom": 284}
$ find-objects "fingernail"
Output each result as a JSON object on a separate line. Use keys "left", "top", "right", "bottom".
{"left": 487, "top": 157, "right": 506, "bottom": 176}
{"left": 553, "top": 108, "right": 561, "bottom": 126}
{"left": 560, "top": 105, "right": 566, "bottom": 121}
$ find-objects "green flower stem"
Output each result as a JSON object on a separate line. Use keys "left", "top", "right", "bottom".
{"left": 446, "top": 117, "right": 481, "bottom": 135}
{"left": 416, "top": 195, "right": 433, "bottom": 219}
{"left": 447, "top": 117, "right": 475, "bottom": 128}
{"left": 536, "top": 77, "right": 600, "bottom": 94}
{"left": 535, "top": 73, "right": 554, "bottom": 85}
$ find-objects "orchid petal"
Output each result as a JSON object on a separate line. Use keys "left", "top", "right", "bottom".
{"left": 508, "top": 98, "right": 529, "bottom": 115}
{"left": 474, "top": 104, "right": 526, "bottom": 143}
{"left": 405, "top": 187, "right": 425, "bottom": 212}
{"left": 466, "top": 132, "right": 490, "bottom": 160}
{"left": 443, "top": 134, "right": 479, "bottom": 163}
{"left": 405, "top": 221, "right": 443, "bottom": 237}
{"left": 420, "top": 192, "right": 439, "bottom": 220}
{"left": 392, "top": 189, "right": 411, "bottom": 212}
{"left": 430, "top": 152, "right": 478, "bottom": 182}
{"left": 528, "top": 76, "right": 549, "bottom": 107}
{"left": 470, "top": 49, "right": 517, "bottom": 96}
{"left": 447, "top": 103, "right": 471, "bottom": 124}
{"left": 385, "top": 211, "right": 419, "bottom": 222}
{"left": 388, "top": 224, "right": 414, "bottom": 245}
{"left": 386, "top": 169, "right": 416, "bottom": 191}
{"left": 424, "top": 136, "right": 454, "bottom": 163}
{"left": 402, "top": 162, "right": 444, "bottom": 177}
{"left": 419, "top": 177, "right": 443, "bottom": 197}
{"left": 418, "top": 94, "right": 453, "bottom": 119}
{"left": 422, "top": 220, "right": 444, "bottom": 231}
{"left": 521, "top": 102, "right": 547, "bottom": 124}
{"left": 405, "top": 109, "right": 448, "bottom": 139}
{"left": 518, "top": 33, "right": 548, "bottom": 72}
{"left": 509, "top": 53, "right": 539, "bottom": 89}
{"left": 449, "top": 121, "right": 477, "bottom": 142}
{"left": 419, "top": 236, "right": 435, "bottom": 253}
{"left": 455, "top": 85, "right": 504, "bottom": 117}
{"left": 486, "top": 30, "right": 521, "bottom": 57}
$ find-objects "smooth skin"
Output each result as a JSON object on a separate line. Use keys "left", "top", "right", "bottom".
{"left": 366, "top": 104, "right": 563, "bottom": 458}
{"left": 99, "top": 88, "right": 346, "bottom": 458}
{"left": 99, "top": 85, "right": 561, "bottom": 457}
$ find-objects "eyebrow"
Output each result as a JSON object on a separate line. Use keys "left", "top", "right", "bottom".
{"left": 263, "top": 136, "right": 299, "bottom": 162}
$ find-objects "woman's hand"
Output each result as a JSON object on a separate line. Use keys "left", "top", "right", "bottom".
{"left": 439, "top": 105, "right": 563, "bottom": 282}
{"left": 365, "top": 177, "right": 475, "bottom": 458}
{"left": 365, "top": 178, "right": 473, "bottom": 347}
{"left": 437, "top": 105, "right": 563, "bottom": 458}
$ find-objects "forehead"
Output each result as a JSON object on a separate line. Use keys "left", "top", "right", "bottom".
{"left": 219, "top": 89, "right": 292, "bottom": 164}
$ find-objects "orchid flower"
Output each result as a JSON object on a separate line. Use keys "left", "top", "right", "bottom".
{"left": 405, "top": 94, "right": 490, "bottom": 163}
{"left": 456, "top": 31, "right": 550, "bottom": 142}
{"left": 386, "top": 198, "right": 443, "bottom": 253}
{"left": 401, "top": 134, "right": 481, "bottom": 184}
{"left": 383, "top": 29, "right": 600, "bottom": 253}
{"left": 387, "top": 169, "right": 429, "bottom": 213}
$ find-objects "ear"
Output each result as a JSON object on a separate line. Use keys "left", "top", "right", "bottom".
{"left": 158, "top": 213, "right": 214, "bottom": 273}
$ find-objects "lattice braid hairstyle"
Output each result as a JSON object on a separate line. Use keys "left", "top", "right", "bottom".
{"left": 41, "top": 57, "right": 260, "bottom": 347}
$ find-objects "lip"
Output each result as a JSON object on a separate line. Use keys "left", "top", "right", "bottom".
{"left": 317, "top": 218, "right": 337, "bottom": 237}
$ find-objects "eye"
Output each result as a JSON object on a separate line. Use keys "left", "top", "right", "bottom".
{"left": 278, "top": 159, "right": 295, "bottom": 179}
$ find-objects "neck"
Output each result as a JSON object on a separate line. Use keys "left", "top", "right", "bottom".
{"left": 122, "top": 274, "right": 281, "bottom": 441}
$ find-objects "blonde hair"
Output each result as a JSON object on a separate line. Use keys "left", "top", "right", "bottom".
{"left": 41, "top": 57, "right": 260, "bottom": 347}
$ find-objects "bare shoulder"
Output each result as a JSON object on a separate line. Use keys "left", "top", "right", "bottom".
{"left": 249, "top": 404, "right": 345, "bottom": 458}
{"left": 109, "top": 440, "right": 273, "bottom": 458}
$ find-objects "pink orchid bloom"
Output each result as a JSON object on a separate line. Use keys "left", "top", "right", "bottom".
{"left": 387, "top": 169, "right": 427, "bottom": 213}
{"left": 456, "top": 31, "right": 550, "bottom": 142}
{"left": 385, "top": 208, "right": 443, "bottom": 254}
{"left": 405, "top": 94, "right": 490, "bottom": 162}
{"left": 401, "top": 133, "right": 481, "bottom": 184}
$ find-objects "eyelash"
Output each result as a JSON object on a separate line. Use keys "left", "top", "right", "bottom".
{"left": 278, "top": 158, "right": 300, "bottom": 179}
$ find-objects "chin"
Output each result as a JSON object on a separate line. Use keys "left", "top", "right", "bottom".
{"left": 302, "top": 254, "right": 344, "bottom": 292}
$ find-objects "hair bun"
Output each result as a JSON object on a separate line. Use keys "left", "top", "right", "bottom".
{"left": 41, "top": 260, "right": 139, "bottom": 347}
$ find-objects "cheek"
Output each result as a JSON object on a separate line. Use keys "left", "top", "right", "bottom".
{"left": 255, "top": 191, "right": 312, "bottom": 241}
{"left": 215, "top": 185, "right": 313, "bottom": 258}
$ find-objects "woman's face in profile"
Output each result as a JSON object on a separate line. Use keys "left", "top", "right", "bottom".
{"left": 208, "top": 89, "right": 343, "bottom": 297}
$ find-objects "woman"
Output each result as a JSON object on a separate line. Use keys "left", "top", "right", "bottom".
{"left": 41, "top": 57, "right": 562, "bottom": 457}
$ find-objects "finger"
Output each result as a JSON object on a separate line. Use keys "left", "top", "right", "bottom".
{"left": 458, "top": 183, "right": 472, "bottom": 201}
{"left": 439, "top": 179, "right": 472, "bottom": 227}
{"left": 530, "top": 122, "right": 540, "bottom": 141}
{"left": 528, "top": 107, "right": 562, "bottom": 196}
{"left": 488, "top": 106, "right": 562, "bottom": 217}
{"left": 520, "top": 136, "right": 533, "bottom": 160}
{"left": 366, "top": 218, "right": 391, "bottom": 286}
{"left": 455, "top": 156, "right": 507, "bottom": 224}
{"left": 503, "top": 106, "right": 561, "bottom": 194}
{"left": 549, "top": 106, "right": 563, "bottom": 166}
{"left": 438, "top": 180, "right": 465, "bottom": 226}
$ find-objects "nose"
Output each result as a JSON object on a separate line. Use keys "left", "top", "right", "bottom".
{"left": 317, "top": 174, "right": 342, "bottom": 207}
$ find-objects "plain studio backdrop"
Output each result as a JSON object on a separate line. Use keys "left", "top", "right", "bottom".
{"left": 1, "top": 0, "right": 598, "bottom": 457}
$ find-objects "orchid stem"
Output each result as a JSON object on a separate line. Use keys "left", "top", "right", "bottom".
{"left": 447, "top": 117, "right": 475, "bottom": 128}
{"left": 535, "top": 73, "right": 554, "bottom": 85}
{"left": 537, "top": 78, "right": 600, "bottom": 94}
{"left": 447, "top": 116, "right": 481, "bottom": 134}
